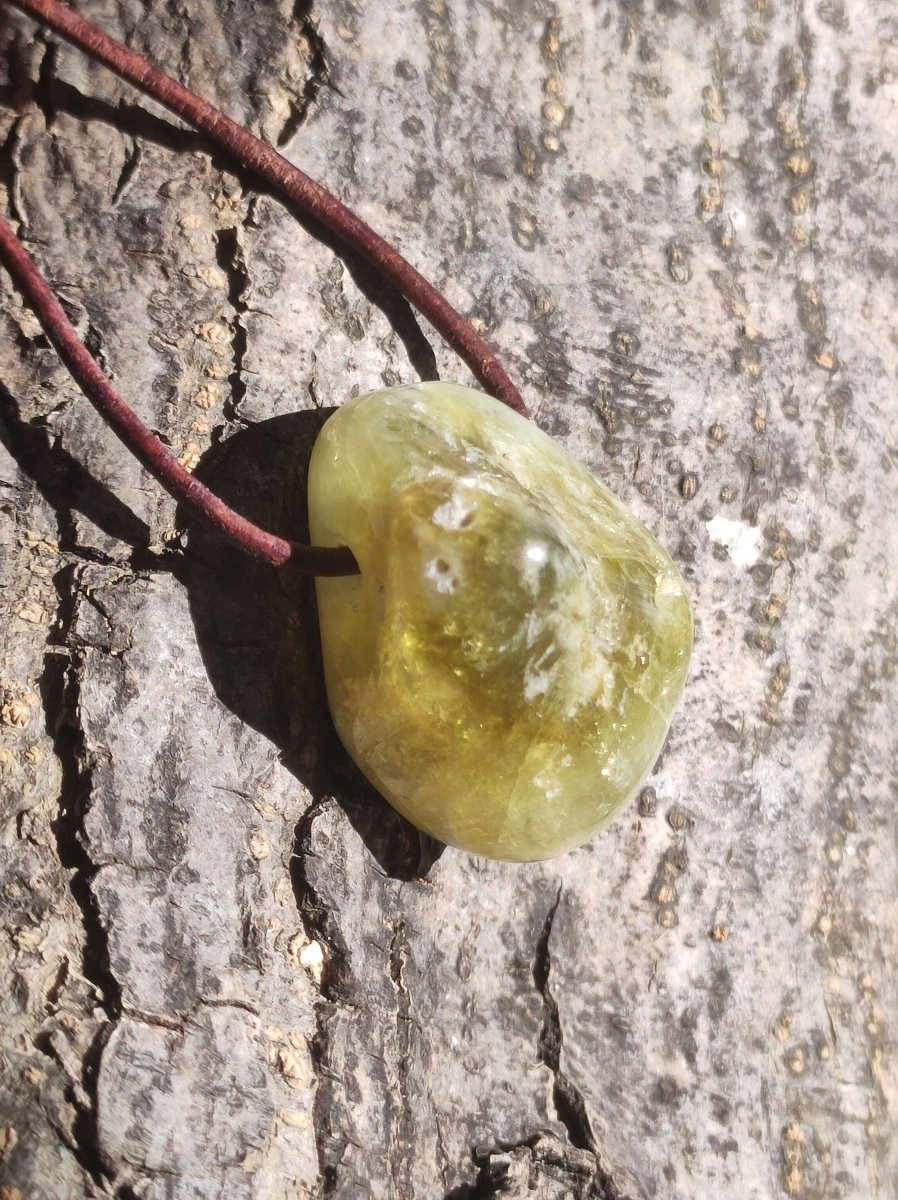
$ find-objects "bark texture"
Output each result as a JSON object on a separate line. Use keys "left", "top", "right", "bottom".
{"left": 1, "top": 2, "right": 897, "bottom": 1198}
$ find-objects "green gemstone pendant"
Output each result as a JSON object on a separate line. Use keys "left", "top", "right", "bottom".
{"left": 308, "top": 383, "right": 692, "bottom": 861}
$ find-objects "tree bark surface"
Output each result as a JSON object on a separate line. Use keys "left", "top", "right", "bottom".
{"left": 1, "top": 2, "right": 896, "bottom": 1198}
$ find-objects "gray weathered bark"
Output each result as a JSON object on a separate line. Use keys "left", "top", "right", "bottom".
{"left": 1, "top": 1, "right": 896, "bottom": 1198}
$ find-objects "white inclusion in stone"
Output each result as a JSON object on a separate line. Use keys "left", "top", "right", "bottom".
{"left": 523, "top": 666, "right": 553, "bottom": 701}
{"left": 432, "top": 490, "right": 473, "bottom": 530}
{"left": 425, "top": 559, "right": 458, "bottom": 594}
{"left": 522, "top": 611, "right": 543, "bottom": 649}
{"left": 523, "top": 637, "right": 556, "bottom": 701}
{"left": 531, "top": 769, "right": 562, "bottom": 802}
{"left": 707, "top": 515, "right": 763, "bottom": 568}
{"left": 532, "top": 753, "right": 574, "bottom": 802}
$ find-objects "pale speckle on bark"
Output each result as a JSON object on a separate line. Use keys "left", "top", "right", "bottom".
{"left": 1, "top": 1, "right": 896, "bottom": 1198}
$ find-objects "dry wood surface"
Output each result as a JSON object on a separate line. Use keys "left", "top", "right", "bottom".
{"left": 1, "top": 1, "right": 896, "bottom": 1198}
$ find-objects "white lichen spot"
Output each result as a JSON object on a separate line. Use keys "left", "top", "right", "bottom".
{"left": 16, "top": 602, "right": 45, "bottom": 625}
{"left": 13, "top": 926, "right": 42, "bottom": 950}
{"left": 280, "top": 1109, "right": 311, "bottom": 1129}
{"left": 196, "top": 264, "right": 228, "bottom": 290}
{"left": 787, "top": 1046, "right": 806, "bottom": 1075}
{"left": 248, "top": 828, "right": 270, "bottom": 860}
{"left": 726, "top": 205, "right": 748, "bottom": 232}
{"left": 194, "top": 384, "right": 219, "bottom": 409}
{"left": 194, "top": 321, "right": 230, "bottom": 345}
{"left": 542, "top": 99, "right": 568, "bottom": 125}
{"left": 298, "top": 939, "right": 326, "bottom": 984}
{"left": 707, "top": 515, "right": 763, "bottom": 568}
{"left": 274, "top": 1045, "right": 314, "bottom": 1090}
{"left": 1, "top": 691, "right": 37, "bottom": 728}
{"left": 0, "top": 1125, "right": 18, "bottom": 1159}
{"left": 179, "top": 443, "right": 202, "bottom": 472}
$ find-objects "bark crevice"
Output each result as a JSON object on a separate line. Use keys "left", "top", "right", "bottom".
{"left": 533, "top": 889, "right": 626, "bottom": 1200}
{"left": 277, "top": 0, "right": 331, "bottom": 149}
{"left": 214, "top": 222, "right": 250, "bottom": 427}
{"left": 38, "top": 564, "right": 120, "bottom": 1189}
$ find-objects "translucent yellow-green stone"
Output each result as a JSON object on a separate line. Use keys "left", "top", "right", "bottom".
{"left": 308, "top": 382, "right": 691, "bottom": 861}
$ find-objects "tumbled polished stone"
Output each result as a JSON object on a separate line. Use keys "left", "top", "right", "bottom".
{"left": 308, "top": 382, "right": 691, "bottom": 861}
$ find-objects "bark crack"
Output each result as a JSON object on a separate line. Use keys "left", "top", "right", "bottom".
{"left": 277, "top": 0, "right": 331, "bottom": 148}
{"left": 534, "top": 886, "right": 590, "bottom": 1150}
{"left": 214, "top": 222, "right": 250, "bottom": 426}
{"left": 448, "top": 1132, "right": 622, "bottom": 1200}
{"left": 35, "top": 1021, "right": 115, "bottom": 1191}
{"left": 0, "top": 28, "right": 35, "bottom": 225}
{"left": 111, "top": 137, "right": 142, "bottom": 206}
{"left": 42, "top": 587, "right": 121, "bottom": 1020}
{"left": 33, "top": 32, "right": 59, "bottom": 130}
{"left": 39, "top": 563, "right": 122, "bottom": 1190}
{"left": 290, "top": 805, "right": 351, "bottom": 1196}
{"left": 442, "top": 1156, "right": 510, "bottom": 1199}
{"left": 0, "top": 113, "right": 27, "bottom": 226}
{"left": 0, "top": 385, "right": 176, "bottom": 574}
{"left": 290, "top": 804, "right": 350, "bottom": 1000}
{"left": 25, "top": 72, "right": 207, "bottom": 157}
{"left": 533, "top": 887, "right": 626, "bottom": 1200}
{"left": 388, "top": 916, "right": 414, "bottom": 1200}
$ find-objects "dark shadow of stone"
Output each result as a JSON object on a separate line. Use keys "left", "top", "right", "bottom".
{"left": 0, "top": 70, "right": 440, "bottom": 385}
{"left": 0, "top": 380, "right": 152, "bottom": 552}
{"left": 183, "top": 409, "right": 445, "bottom": 882}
